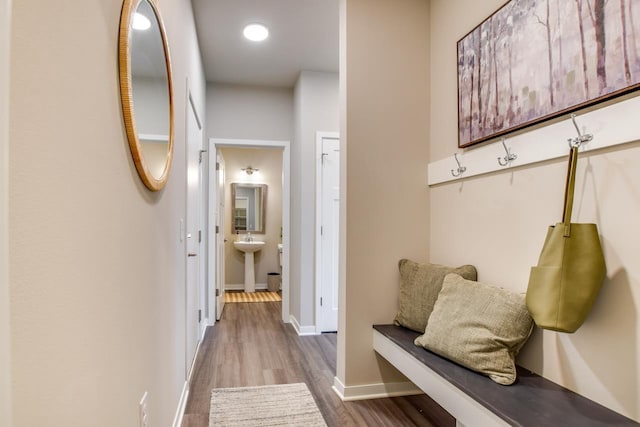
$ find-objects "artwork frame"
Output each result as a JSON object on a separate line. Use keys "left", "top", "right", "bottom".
{"left": 457, "top": 0, "right": 640, "bottom": 148}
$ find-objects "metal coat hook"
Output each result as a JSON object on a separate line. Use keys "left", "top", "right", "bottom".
{"left": 567, "top": 113, "right": 593, "bottom": 148}
{"left": 497, "top": 138, "right": 517, "bottom": 166}
{"left": 450, "top": 153, "right": 467, "bottom": 177}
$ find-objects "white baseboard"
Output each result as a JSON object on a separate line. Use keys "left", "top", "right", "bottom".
{"left": 225, "top": 283, "right": 268, "bottom": 291}
{"left": 289, "top": 314, "right": 319, "bottom": 336}
{"left": 200, "top": 321, "right": 209, "bottom": 341}
{"left": 332, "top": 376, "right": 423, "bottom": 401}
{"left": 187, "top": 341, "right": 202, "bottom": 384}
{"left": 176, "top": 324, "right": 213, "bottom": 427}
{"left": 172, "top": 381, "right": 189, "bottom": 427}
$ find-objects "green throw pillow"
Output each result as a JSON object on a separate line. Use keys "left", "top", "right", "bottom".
{"left": 414, "top": 273, "right": 534, "bottom": 385}
{"left": 393, "top": 259, "right": 477, "bottom": 333}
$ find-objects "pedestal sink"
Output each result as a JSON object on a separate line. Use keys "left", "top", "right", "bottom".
{"left": 233, "top": 241, "right": 265, "bottom": 293}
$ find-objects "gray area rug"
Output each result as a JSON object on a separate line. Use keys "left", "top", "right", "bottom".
{"left": 210, "top": 383, "right": 327, "bottom": 426}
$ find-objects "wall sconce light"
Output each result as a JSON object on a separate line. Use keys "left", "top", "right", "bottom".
{"left": 242, "top": 166, "right": 259, "bottom": 175}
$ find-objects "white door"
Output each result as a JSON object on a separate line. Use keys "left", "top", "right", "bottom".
{"left": 319, "top": 135, "right": 339, "bottom": 332}
{"left": 215, "top": 153, "right": 226, "bottom": 320}
{"left": 199, "top": 145, "right": 208, "bottom": 330}
{"left": 185, "top": 96, "right": 202, "bottom": 375}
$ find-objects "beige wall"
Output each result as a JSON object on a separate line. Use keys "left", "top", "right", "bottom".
{"left": 430, "top": 0, "right": 640, "bottom": 420}
{"left": 9, "top": 0, "right": 205, "bottom": 426}
{"left": 1, "top": 0, "right": 11, "bottom": 424}
{"left": 338, "top": 0, "right": 430, "bottom": 387}
{"left": 221, "top": 147, "right": 283, "bottom": 287}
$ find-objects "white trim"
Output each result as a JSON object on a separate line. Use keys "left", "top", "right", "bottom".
{"left": 172, "top": 381, "right": 189, "bottom": 427}
{"left": 0, "top": 0, "right": 11, "bottom": 425}
{"left": 184, "top": 80, "right": 206, "bottom": 380}
{"left": 178, "top": 324, "right": 211, "bottom": 427}
{"left": 186, "top": 334, "right": 203, "bottom": 384}
{"left": 188, "top": 92, "right": 202, "bottom": 130}
{"left": 332, "top": 376, "right": 422, "bottom": 402}
{"left": 315, "top": 132, "right": 340, "bottom": 334}
{"left": 224, "top": 283, "right": 268, "bottom": 291}
{"left": 373, "top": 329, "right": 510, "bottom": 427}
{"left": 202, "top": 317, "right": 213, "bottom": 330}
{"left": 207, "top": 147, "right": 218, "bottom": 323}
{"left": 209, "top": 138, "right": 291, "bottom": 324}
{"left": 138, "top": 133, "right": 169, "bottom": 143}
{"left": 428, "top": 95, "right": 640, "bottom": 186}
{"left": 289, "top": 315, "right": 319, "bottom": 336}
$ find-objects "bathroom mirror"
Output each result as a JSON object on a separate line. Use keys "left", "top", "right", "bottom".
{"left": 231, "top": 183, "right": 267, "bottom": 234}
{"left": 119, "top": 0, "right": 174, "bottom": 191}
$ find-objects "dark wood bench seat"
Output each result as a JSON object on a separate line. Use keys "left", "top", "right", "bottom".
{"left": 373, "top": 324, "right": 638, "bottom": 427}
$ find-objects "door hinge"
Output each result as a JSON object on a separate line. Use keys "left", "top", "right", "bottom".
{"left": 198, "top": 309, "right": 202, "bottom": 323}
{"left": 320, "top": 297, "right": 323, "bottom": 306}
{"left": 199, "top": 149, "right": 207, "bottom": 163}
{"left": 215, "top": 225, "right": 219, "bottom": 234}
{"left": 216, "top": 162, "right": 220, "bottom": 171}
{"left": 216, "top": 289, "right": 220, "bottom": 297}
{"left": 320, "top": 226, "right": 323, "bottom": 236}
{"left": 198, "top": 230, "right": 202, "bottom": 243}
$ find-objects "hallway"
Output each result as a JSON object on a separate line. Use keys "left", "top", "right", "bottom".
{"left": 182, "top": 301, "right": 451, "bottom": 426}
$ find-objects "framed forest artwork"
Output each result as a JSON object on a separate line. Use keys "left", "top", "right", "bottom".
{"left": 457, "top": 0, "right": 640, "bottom": 148}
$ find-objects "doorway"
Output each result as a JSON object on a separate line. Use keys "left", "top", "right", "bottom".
{"left": 208, "top": 138, "right": 291, "bottom": 324}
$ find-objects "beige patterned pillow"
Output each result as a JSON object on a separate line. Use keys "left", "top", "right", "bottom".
{"left": 393, "top": 259, "right": 477, "bottom": 333}
{"left": 414, "top": 273, "right": 534, "bottom": 385}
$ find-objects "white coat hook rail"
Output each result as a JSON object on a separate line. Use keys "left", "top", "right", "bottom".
{"left": 497, "top": 138, "right": 517, "bottom": 166}
{"left": 568, "top": 113, "right": 593, "bottom": 148}
{"left": 450, "top": 153, "right": 466, "bottom": 177}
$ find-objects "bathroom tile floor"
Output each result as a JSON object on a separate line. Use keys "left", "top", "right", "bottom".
{"left": 182, "top": 301, "right": 453, "bottom": 427}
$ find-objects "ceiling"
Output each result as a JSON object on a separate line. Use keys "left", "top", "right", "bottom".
{"left": 191, "top": 0, "right": 339, "bottom": 88}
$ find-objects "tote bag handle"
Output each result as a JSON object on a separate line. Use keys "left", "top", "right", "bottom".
{"left": 561, "top": 146, "right": 579, "bottom": 237}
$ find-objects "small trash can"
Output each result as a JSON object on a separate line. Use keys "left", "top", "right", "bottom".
{"left": 267, "top": 272, "right": 281, "bottom": 292}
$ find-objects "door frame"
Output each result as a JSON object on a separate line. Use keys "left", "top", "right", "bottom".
{"left": 214, "top": 152, "right": 226, "bottom": 320}
{"left": 208, "top": 138, "right": 291, "bottom": 323}
{"left": 0, "top": 0, "right": 11, "bottom": 424}
{"left": 184, "top": 86, "right": 205, "bottom": 380}
{"left": 315, "top": 132, "right": 340, "bottom": 333}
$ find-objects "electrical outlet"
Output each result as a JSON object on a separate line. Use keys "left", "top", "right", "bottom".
{"left": 139, "top": 391, "right": 149, "bottom": 427}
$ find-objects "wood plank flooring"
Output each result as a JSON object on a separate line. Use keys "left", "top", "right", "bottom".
{"left": 182, "top": 301, "right": 454, "bottom": 427}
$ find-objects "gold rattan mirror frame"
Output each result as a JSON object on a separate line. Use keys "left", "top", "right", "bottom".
{"left": 118, "top": 0, "right": 174, "bottom": 191}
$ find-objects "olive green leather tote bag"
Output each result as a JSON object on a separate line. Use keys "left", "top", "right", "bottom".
{"left": 526, "top": 146, "right": 606, "bottom": 333}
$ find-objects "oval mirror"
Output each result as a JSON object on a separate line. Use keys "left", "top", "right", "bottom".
{"left": 119, "top": 0, "right": 174, "bottom": 191}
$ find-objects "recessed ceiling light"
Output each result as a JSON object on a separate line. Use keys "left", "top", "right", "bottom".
{"left": 243, "top": 23, "right": 269, "bottom": 42}
{"left": 132, "top": 12, "right": 151, "bottom": 31}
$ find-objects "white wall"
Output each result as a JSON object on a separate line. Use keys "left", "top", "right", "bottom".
{"left": 292, "top": 71, "right": 339, "bottom": 327}
{"left": 8, "top": 0, "right": 205, "bottom": 426}
{"left": 430, "top": 0, "right": 640, "bottom": 421}
{"left": 1, "top": 0, "right": 12, "bottom": 425}
{"left": 206, "top": 83, "right": 293, "bottom": 141}
{"left": 221, "top": 147, "right": 283, "bottom": 287}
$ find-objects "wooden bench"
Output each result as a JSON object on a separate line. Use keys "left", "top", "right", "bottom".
{"left": 373, "top": 324, "right": 639, "bottom": 427}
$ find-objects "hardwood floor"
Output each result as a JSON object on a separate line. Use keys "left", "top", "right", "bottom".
{"left": 182, "top": 301, "right": 454, "bottom": 427}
